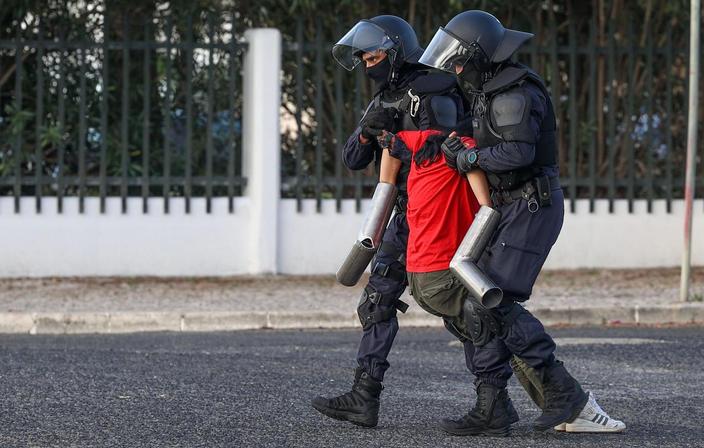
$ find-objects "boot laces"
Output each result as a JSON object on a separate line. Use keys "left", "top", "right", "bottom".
{"left": 473, "top": 390, "right": 491, "bottom": 415}
{"left": 461, "top": 386, "right": 493, "bottom": 422}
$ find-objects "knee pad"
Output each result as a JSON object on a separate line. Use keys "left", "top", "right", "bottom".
{"left": 463, "top": 299, "right": 500, "bottom": 347}
{"left": 442, "top": 318, "right": 468, "bottom": 342}
{"left": 357, "top": 285, "right": 400, "bottom": 330}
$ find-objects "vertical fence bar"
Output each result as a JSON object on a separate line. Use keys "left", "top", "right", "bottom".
{"left": 626, "top": 21, "right": 635, "bottom": 213}
{"left": 665, "top": 31, "right": 674, "bottom": 213}
{"left": 34, "top": 20, "right": 44, "bottom": 213}
{"left": 78, "top": 48, "right": 87, "bottom": 213}
{"left": 567, "top": 17, "right": 577, "bottom": 213}
{"left": 227, "top": 11, "right": 237, "bottom": 213}
{"left": 142, "top": 19, "right": 151, "bottom": 214}
{"left": 606, "top": 22, "right": 616, "bottom": 213}
{"left": 56, "top": 42, "right": 66, "bottom": 214}
{"left": 121, "top": 15, "right": 130, "bottom": 213}
{"left": 13, "top": 23, "right": 23, "bottom": 213}
{"left": 163, "top": 15, "right": 173, "bottom": 214}
{"left": 588, "top": 16, "right": 597, "bottom": 212}
{"left": 205, "top": 13, "right": 215, "bottom": 213}
{"left": 334, "top": 65, "right": 343, "bottom": 212}
{"left": 185, "top": 13, "right": 193, "bottom": 214}
{"left": 645, "top": 31, "right": 654, "bottom": 212}
{"left": 547, "top": 4, "right": 565, "bottom": 210}
{"left": 294, "top": 18, "right": 304, "bottom": 212}
{"left": 100, "top": 10, "right": 109, "bottom": 213}
{"left": 314, "top": 19, "right": 324, "bottom": 213}
{"left": 354, "top": 67, "right": 363, "bottom": 213}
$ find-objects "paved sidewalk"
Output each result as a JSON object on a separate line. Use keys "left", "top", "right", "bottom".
{"left": 0, "top": 268, "right": 702, "bottom": 334}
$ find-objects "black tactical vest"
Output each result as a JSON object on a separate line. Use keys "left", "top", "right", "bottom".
{"left": 363, "top": 72, "right": 461, "bottom": 206}
{"left": 470, "top": 64, "right": 558, "bottom": 190}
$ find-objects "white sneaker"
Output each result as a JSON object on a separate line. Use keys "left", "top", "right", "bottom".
{"left": 554, "top": 422, "right": 567, "bottom": 431}
{"left": 554, "top": 391, "right": 626, "bottom": 433}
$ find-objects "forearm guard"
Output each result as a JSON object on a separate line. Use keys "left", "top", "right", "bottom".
{"left": 336, "top": 182, "right": 398, "bottom": 287}
{"left": 449, "top": 205, "right": 503, "bottom": 308}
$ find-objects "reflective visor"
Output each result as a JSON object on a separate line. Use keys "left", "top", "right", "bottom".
{"left": 418, "top": 27, "right": 471, "bottom": 73}
{"left": 332, "top": 20, "right": 396, "bottom": 71}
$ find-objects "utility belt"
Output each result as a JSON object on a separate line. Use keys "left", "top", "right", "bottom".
{"left": 491, "top": 175, "right": 559, "bottom": 213}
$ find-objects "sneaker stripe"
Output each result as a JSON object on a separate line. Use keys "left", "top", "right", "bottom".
{"left": 591, "top": 414, "right": 599, "bottom": 423}
{"left": 602, "top": 416, "right": 609, "bottom": 426}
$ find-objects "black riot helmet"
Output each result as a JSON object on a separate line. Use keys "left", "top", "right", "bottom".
{"left": 419, "top": 10, "right": 533, "bottom": 74}
{"left": 332, "top": 15, "right": 424, "bottom": 74}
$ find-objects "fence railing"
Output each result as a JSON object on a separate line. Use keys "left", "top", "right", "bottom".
{"left": 2, "top": 11, "right": 702, "bottom": 216}
{"left": 280, "top": 16, "right": 704, "bottom": 214}
{"left": 0, "top": 11, "right": 246, "bottom": 214}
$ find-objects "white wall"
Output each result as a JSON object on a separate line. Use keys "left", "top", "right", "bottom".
{"left": 0, "top": 197, "right": 251, "bottom": 277}
{"left": 0, "top": 28, "right": 700, "bottom": 277}
{"left": 279, "top": 198, "right": 704, "bottom": 274}
{"left": 549, "top": 199, "right": 704, "bottom": 269}
{"left": 0, "top": 197, "right": 701, "bottom": 277}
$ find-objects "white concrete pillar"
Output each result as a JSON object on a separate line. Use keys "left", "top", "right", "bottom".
{"left": 242, "top": 29, "right": 281, "bottom": 274}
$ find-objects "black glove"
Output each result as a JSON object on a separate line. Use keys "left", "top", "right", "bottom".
{"left": 440, "top": 135, "right": 465, "bottom": 171}
{"left": 360, "top": 108, "right": 395, "bottom": 140}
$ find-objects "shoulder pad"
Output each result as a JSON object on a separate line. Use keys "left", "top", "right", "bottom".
{"left": 490, "top": 88, "right": 537, "bottom": 144}
{"left": 409, "top": 71, "right": 458, "bottom": 95}
{"left": 491, "top": 90, "right": 529, "bottom": 127}
{"left": 483, "top": 66, "right": 529, "bottom": 94}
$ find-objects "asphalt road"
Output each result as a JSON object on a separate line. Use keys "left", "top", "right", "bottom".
{"left": 1, "top": 327, "right": 703, "bottom": 447}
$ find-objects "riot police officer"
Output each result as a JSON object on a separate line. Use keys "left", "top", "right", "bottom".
{"left": 311, "top": 15, "right": 465, "bottom": 428}
{"left": 419, "top": 10, "right": 626, "bottom": 434}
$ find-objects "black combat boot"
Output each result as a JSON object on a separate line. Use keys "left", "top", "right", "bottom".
{"left": 311, "top": 367, "right": 383, "bottom": 428}
{"left": 532, "top": 360, "right": 589, "bottom": 431}
{"left": 439, "top": 383, "right": 520, "bottom": 437}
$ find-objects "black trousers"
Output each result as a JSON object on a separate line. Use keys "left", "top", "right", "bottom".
{"left": 467, "top": 188, "right": 566, "bottom": 387}
{"left": 356, "top": 212, "right": 408, "bottom": 381}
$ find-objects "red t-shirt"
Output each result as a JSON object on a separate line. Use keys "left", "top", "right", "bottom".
{"left": 396, "top": 130, "right": 480, "bottom": 273}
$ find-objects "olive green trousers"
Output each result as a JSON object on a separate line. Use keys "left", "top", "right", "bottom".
{"left": 408, "top": 269, "right": 545, "bottom": 409}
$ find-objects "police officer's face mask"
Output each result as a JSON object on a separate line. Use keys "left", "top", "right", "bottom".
{"left": 364, "top": 56, "right": 391, "bottom": 85}
{"left": 458, "top": 64, "right": 484, "bottom": 90}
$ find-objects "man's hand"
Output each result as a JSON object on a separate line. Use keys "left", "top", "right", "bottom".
{"left": 376, "top": 130, "right": 395, "bottom": 150}
{"left": 360, "top": 108, "right": 395, "bottom": 140}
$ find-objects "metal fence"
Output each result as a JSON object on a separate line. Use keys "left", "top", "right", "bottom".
{"left": 3, "top": 9, "right": 703, "bottom": 216}
{"left": 280, "top": 15, "right": 704, "bottom": 214}
{"left": 0, "top": 11, "right": 246, "bottom": 214}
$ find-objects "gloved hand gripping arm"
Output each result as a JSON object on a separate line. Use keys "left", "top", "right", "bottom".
{"left": 442, "top": 132, "right": 492, "bottom": 207}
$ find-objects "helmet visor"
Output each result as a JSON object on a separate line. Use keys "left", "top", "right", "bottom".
{"left": 332, "top": 20, "right": 396, "bottom": 71}
{"left": 418, "top": 27, "right": 471, "bottom": 73}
